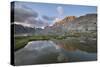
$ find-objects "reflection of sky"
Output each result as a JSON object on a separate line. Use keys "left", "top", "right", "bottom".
{"left": 14, "top": 1, "right": 97, "bottom": 28}
{"left": 15, "top": 40, "right": 97, "bottom": 65}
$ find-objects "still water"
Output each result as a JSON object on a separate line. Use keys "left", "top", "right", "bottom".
{"left": 15, "top": 38, "right": 97, "bottom": 65}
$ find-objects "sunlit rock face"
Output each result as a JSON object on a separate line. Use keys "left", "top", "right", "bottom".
{"left": 63, "top": 16, "right": 77, "bottom": 22}
{"left": 54, "top": 16, "right": 77, "bottom": 25}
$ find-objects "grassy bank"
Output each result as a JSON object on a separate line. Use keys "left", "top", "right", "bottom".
{"left": 14, "top": 32, "right": 97, "bottom": 51}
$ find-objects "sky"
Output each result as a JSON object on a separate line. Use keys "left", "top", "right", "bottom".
{"left": 13, "top": 1, "right": 97, "bottom": 28}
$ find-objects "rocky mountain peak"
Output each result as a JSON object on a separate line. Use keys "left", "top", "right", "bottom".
{"left": 54, "top": 16, "right": 77, "bottom": 26}
{"left": 63, "top": 16, "right": 77, "bottom": 22}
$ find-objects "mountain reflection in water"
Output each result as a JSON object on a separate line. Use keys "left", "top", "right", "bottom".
{"left": 15, "top": 40, "right": 97, "bottom": 65}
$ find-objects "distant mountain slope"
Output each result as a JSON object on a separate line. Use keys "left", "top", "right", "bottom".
{"left": 12, "top": 24, "right": 35, "bottom": 34}
{"left": 13, "top": 24, "right": 44, "bottom": 36}
{"left": 13, "top": 13, "right": 97, "bottom": 36}
{"left": 42, "top": 14, "right": 97, "bottom": 35}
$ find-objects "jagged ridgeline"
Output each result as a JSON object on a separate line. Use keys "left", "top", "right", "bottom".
{"left": 41, "top": 14, "right": 97, "bottom": 35}
{"left": 13, "top": 13, "right": 97, "bottom": 36}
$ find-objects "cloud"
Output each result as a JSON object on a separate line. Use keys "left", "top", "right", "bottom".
{"left": 12, "top": 2, "right": 49, "bottom": 28}
{"left": 15, "top": 17, "right": 49, "bottom": 28}
{"left": 53, "top": 18, "right": 61, "bottom": 22}
{"left": 14, "top": 2, "right": 38, "bottom": 22}
{"left": 42, "top": 15, "right": 56, "bottom": 21}
{"left": 26, "top": 17, "right": 49, "bottom": 28}
{"left": 57, "top": 6, "right": 64, "bottom": 15}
